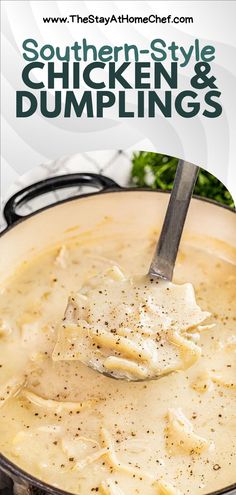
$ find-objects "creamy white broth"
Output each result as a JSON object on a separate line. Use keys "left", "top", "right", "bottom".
{"left": 0, "top": 232, "right": 235, "bottom": 495}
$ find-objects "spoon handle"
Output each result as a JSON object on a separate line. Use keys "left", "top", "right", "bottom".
{"left": 149, "top": 160, "right": 199, "bottom": 281}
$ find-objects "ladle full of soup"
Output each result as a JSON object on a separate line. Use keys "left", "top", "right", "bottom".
{"left": 53, "top": 161, "right": 203, "bottom": 381}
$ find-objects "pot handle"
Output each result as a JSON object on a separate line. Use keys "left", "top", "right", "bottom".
{"left": 3, "top": 173, "right": 120, "bottom": 226}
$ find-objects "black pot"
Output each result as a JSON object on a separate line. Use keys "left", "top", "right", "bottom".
{"left": 0, "top": 173, "right": 235, "bottom": 495}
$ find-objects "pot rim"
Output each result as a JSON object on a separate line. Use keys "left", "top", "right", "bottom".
{"left": 1, "top": 186, "right": 235, "bottom": 239}
{"left": 0, "top": 180, "right": 235, "bottom": 495}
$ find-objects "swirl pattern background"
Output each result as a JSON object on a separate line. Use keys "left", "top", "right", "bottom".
{"left": 1, "top": 1, "right": 236, "bottom": 202}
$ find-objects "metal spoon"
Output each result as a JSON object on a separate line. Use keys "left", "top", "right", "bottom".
{"left": 149, "top": 160, "right": 199, "bottom": 281}
{"left": 72, "top": 161, "right": 199, "bottom": 381}
{"left": 100, "top": 160, "right": 199, "bottom": 380}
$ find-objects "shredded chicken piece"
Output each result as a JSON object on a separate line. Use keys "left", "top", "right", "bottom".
{"left": 61, "top": 435, "right": 107, "bottom": 471}
{"left": 90, "top": 329, "right": 154, "bottom": 362}
{"left": 100, "top": 428, "right": 154, "bottom": 481}
{"left": 167, "top": 331, "right": 201, "bottom": 369}
{"left": 0, "top": 375, "right": 26, "bottom": 409}
{"left": 104, "top": 356, "right": 148, "bottom": 378}
{"left": 75, "top": 448, "right": 108, "bottom": 471}
{"left": 21, "top": 389, "right": 97, "bottom": 413}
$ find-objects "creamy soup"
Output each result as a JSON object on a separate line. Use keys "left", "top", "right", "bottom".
{"left": 0, "top": 232, "right": 235, "bottom": 495}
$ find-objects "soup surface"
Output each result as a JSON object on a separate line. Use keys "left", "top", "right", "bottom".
{"left": 0, "top": 230, "right": 235, "bottom": 495}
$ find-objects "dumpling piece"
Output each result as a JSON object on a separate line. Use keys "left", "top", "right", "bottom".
{"left": 11, "top": 426, "right": 65, "bottom": 478}
{"left": 52, "top": 266, "right": 210, "bottom": 380}
{"left": 165, "top": 408, "right": 210, "bottom": 455}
